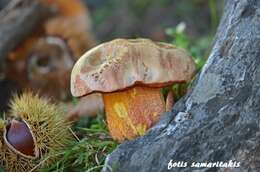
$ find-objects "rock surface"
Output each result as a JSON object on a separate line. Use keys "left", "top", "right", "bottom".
{"left": 102, "top": 0, "right": 260, "bottom": 171}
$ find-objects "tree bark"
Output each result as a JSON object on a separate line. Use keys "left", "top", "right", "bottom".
{"left": 102, "top": 0, "right": 260, "bottom": 172}
{"left": 0, "top": 0, "right": 51, "bottom": 63}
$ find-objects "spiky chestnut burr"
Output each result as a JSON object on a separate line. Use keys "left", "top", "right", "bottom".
{"left": 0, "top": 92, "right": 73, "bottom": 172}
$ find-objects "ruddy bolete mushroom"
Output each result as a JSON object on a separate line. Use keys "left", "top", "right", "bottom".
{"left": 71, "top": 38, "right": 196, "bottom": 142}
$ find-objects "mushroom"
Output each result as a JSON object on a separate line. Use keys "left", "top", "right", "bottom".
{"left": 70, "top": 38, "right": 196, "bottom": 142}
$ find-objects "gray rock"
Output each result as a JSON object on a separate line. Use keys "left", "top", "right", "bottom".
{"left": 102, "top": 0, "right": 260, "bottom": 171}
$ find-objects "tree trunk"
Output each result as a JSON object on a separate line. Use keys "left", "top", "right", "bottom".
{"left": 102, "top": 0, "right": 260, "bottom": 171}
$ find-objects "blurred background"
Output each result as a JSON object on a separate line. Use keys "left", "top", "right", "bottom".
{"left": 0, "top": 0, "right": 224, "bottom": 42}
{"left": 84, "top": 0, "right": 223, "bottom": 42}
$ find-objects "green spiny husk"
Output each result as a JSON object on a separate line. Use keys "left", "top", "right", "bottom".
{"left": 0, "top": 92, "right": 73, "bottom": 172}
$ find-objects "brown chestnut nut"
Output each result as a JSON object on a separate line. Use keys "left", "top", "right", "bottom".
{"left": 4, "top": 119, "right": 37, "bottom": 158}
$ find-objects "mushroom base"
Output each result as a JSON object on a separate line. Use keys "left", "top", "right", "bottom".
{"left": 103, "top": 86, "right": 166, "bottom": 142}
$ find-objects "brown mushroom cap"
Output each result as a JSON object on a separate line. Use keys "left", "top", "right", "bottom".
{"left": 71, "top": 38, "right": 196, "bottom": 97}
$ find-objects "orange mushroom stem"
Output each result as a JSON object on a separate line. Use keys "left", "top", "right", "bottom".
{"left": 103, "top": 86, "right": 166, "bottom": 142}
